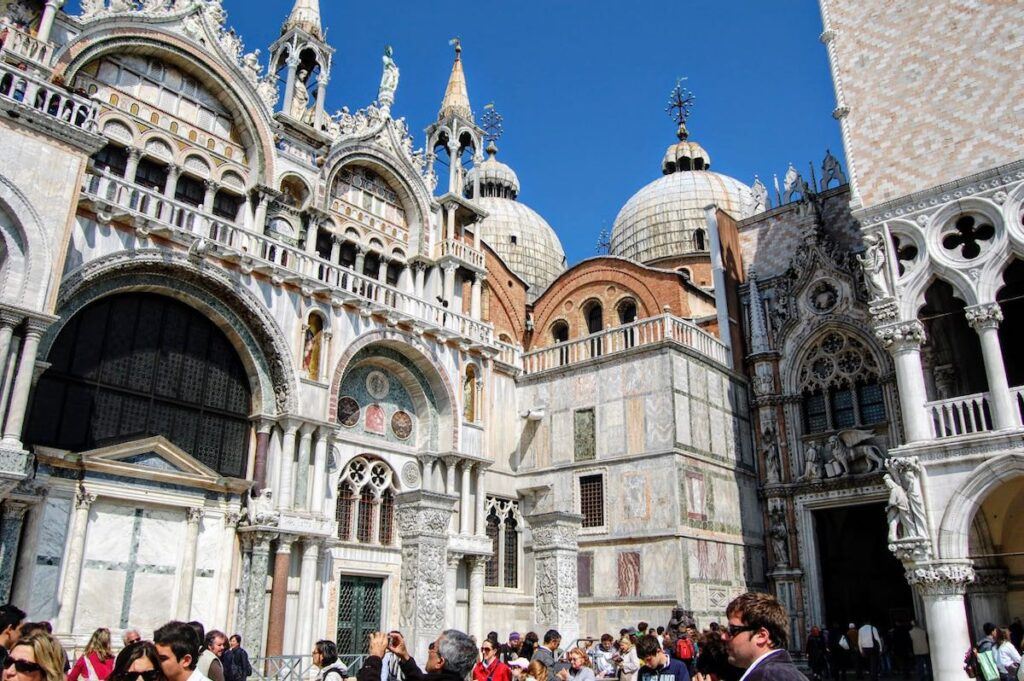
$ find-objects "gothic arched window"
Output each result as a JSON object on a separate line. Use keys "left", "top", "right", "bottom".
{"left": 335, "top": 456, "right": 398, "bottom": 544}
{"left": 483, "top": 497, "right": 522, "bottom": 590}
{"left": 28, "top": 293, "right": 252, "bottom": 477}
{"left": 797, "top": 330, "right": 886, "bottom": 435}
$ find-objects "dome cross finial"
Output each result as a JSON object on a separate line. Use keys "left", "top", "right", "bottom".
{"left": 666, "top": 77, "right": 696, "bottom": 140}
{"left": 482, "top": 103, "right": 504, "bottom": 153}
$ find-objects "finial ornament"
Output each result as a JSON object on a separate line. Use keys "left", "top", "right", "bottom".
{"left": 666, "top": 77, "right": 696, "bottom": 140}
{"left": 449, "top": 37, "right": 462, "bottom": 58}
{"left": 481, "top": 103, "right": 504, "bottom": 147}
{"left": 378, "top": 44, "right": 399, "bottom": 110}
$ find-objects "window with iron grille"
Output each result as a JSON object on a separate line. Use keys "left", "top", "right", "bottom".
{"left": 830, "top": 387, "right": 856, "bottom": 429}
{"left": 336, "top": 483, "right": 355, "bottom": 540}
{"left": 378, "top": 489, "right": 394, "bottom": 545}
{"left": 802, "top": 390, "right": 827, "bottom": 433}
{"left": 26, "top": 293, "right": 251, "bottom": 477}
{"left": 858, "top": 382, "right": 886, "bottom": 424}
{"left": 485, "top": 511, "right": 500, "bottom": 587}
{"left": 356, "top": 488, "right": 375, "bottom": 543}
{"left": 503, "top": 515, "right": 518, "bottom": 588}
{"left": 579, "top": 474, "right": 604, "bottom": 528}
{"left": 577, "top": 551, "right": 594, "bottom": 597}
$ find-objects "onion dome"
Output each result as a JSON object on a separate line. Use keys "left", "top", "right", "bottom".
{"left": 610, "top": 90, "right": 754, "bottom": 265}
{"left": 466, "top": 143, "right": 566, "bottom": 301}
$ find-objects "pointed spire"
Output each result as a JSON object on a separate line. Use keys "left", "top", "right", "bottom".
{"left": 748, "top": 271, "right": 770, "bottom": 354}
{"left": 283, "top": 0, "right": 322, "bottom": 39}
{"left": 439, "top": 39, "right": 473, "bottom": 121}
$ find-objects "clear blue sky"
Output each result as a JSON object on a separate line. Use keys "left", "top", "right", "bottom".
{"left": 63, "top": 0, "right": 845, "bottom": 265}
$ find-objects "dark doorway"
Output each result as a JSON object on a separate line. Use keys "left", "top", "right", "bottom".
{"left": 997, "top": 259, "right": 1024, "bottom": 389}
{"left": 814, "top": 504, "right": 914, "bottom": 628}
{"left": 335, "top": 576, "right": 383, "bottom": 658}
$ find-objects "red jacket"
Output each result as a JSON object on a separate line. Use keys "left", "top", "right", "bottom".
{"left": 473, "top": 659, "right": 511, "bottom": 681}
{"left": 68, "top": 652, "right": 114, "bottom": 681}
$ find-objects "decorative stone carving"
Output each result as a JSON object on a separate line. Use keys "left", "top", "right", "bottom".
{"left": 186, "top": 507, "right": 205, "bottom": 524}
{"left": 241, "top": 488, "right": 278, "bottom": 527}
{"left": 378, "top": 45, "right": 399, "bottom": 109}
{"left": 965, "top": 303, "right": 1003, "bottom": 330}
{"left": 762, "top": 425, "right": 782, "bottom": 484}
{"left": 796, "top": 443, "right": 823, "bottom": 482}
{"left": 808, "top": 280, "right": 839, "bottom": 314}
{"left": 401, "top": 461, "right": 421, "bottom": 488}
{"left": 875, "top": 320, "right": 925, "bottom": 351}
{"left": 904, "top": 562, "right": 975, "bottom": 597}
{"left": 768, "top": 502, "right": 790, "bottom": 567}
{"left": 857, "top": 233, "right": 892, "bottom": 301}
{"left": 750, "top": 176, "right": 769, "bottom": 213}
{"left": 884, "top": 457, "right": 927, "bottom": 541}
{"left": 75, "top": 484, "right": 96, "bottom": 510}
{"left": 825, "top": 430, "right": 886, "bottom": 476}
{"left": 527, "top": 511, "right": 582, "bottom": 644}
{"left": 820, "top": 149, "right": 847, "bottom": 190}
{"left": 751, "top": 363, "right": 775, "bottom": 397}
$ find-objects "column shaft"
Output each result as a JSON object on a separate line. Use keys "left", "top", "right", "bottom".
{"left": 297, "top": 541, "right": 320, "bottom": 656}
{"left": 976, "top": 326, "right": 1017, "bottom": 429}
{"left": 2, "top": 330, "right": 41, "bottom": 446}
{"left": 56, "top": 488, "right": 95, "bottom": 634}
{"left": 468, "top": 557, "right": 485, "bottom": 643}
{"left": 459, "top": 464, "right": 472, "bottom": 534}
{"left": 36, "top": 0, "right": 60, "bottom": 43}
{"left": 294, "top": 427, "right": 313, "bottom": 510}
{"left": 893, "top": 346, "right": 930, "bottom": 442}
{"left": 311, "top": 431, "right": 328, "bottom": 515}
{"left": 244, "top": 536, "right": 272, "bottom": 659}
{"left": 0, "top": 502, "right": 29, "bottom": 603}
{"left": 277, "top": 424, "right": 298, "bottom": 510}
{"left": 475, "top": 466, "right": 486, "bottom": 536}
{"left": 252, "top": 423, "right": 272, "bottom": 493}
{"left": 264, "top": 538, "right": 293, "bottom": 660}
{"left": 445, "top": 555, "right": 460, "bottom": 629}
{"left": 923, "top": 593, "right": 972, "bottom": 681}
{"left": 470, "top": 277, "right": 482, "bottom": 320}
{"left": 175, "top": 508, "right": 204, "bottom": 620}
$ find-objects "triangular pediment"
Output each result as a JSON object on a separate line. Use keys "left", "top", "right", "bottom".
{"left": 35, "top": 436, "right": 250, "bottom": 494}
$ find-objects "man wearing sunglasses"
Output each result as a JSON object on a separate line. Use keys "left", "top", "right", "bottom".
{"left": 721, "top": 593, "right": 803, "bottom": 681}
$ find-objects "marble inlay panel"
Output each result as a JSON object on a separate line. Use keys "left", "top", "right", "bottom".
{"left": 29, "top": 497, "right": 71, "bottom": 619}
{"left": 690, "top": 363, "right": 708, "bottom": 401}
{"left": 616, "top": 551, "right": 641, "bottom": 597}
{"left": 707, "top": 372, "right": 723, "bottom": 405}
{"left": 599, "top": 364, "right": 623, "bottom": 403}
{"left": 673, "top": 355, "right": 690, "bottom": 394}
{"left": 620, "top": 473, "right": 649, "bottom": 521}
{"left": 674, "top": 393, "right": 691, "bottom": 446}
{"left": 551, "top": 410, "right": 572, "bottom": 464}
{"left": 709, "top": 408, "right": 725, "bottom": 457}
{"left": 691, "top": 400, "right": 710, "bottom": 453}
{"left": 644, "top": 393, "right": 674, "bottom": 451}
{"left": 625, "top": 397, "right": 645, "bottom": 455}
{"left": 597, "top": 400, "right": 624, "bottom": 458}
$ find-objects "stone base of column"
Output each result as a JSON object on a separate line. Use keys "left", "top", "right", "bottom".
{"left": 396, "top": 490, "right": 457, "bottom": 662}
{"left": 527, "top": 511, "right": 583, "bottom": 646}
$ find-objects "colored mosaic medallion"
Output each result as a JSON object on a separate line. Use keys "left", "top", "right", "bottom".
{"left": 366, "top": 370, "right": 390, "bottom": 399}
{"left": 338, "top": 396, "right": 360, "bottom": 427}
{"left": 392, "top": 410, "right": 413, "bottom": 440}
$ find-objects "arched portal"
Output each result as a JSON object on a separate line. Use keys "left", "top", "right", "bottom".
{"left": 27, "top": 292, "right": 252, "bottom": 478}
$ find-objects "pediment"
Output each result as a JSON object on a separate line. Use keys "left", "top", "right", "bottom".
{"left": 36, "top": 436, "right": 250, "bottom": 494}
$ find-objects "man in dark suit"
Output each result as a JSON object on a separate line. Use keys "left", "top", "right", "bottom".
{"left": 722, "top": 593, "right": 806, "bottom": 681}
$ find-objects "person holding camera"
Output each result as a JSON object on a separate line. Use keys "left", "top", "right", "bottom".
{"left": 359, "top": 631, "right": 477, "bottom": 681}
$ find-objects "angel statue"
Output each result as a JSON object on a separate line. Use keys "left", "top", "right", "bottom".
{"left": 378, "top": 45, "right": 399, "bottom": 108}
{"left": 857, "top": 233, "right": 891, "bottom": 301}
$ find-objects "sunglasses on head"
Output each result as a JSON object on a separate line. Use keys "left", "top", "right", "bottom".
{"left": 3, "top": 658, "right": 43, "bottom": 674}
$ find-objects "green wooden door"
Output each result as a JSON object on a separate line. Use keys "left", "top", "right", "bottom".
{"left": 335, "top": 576, "right": 384, "bottom": 655}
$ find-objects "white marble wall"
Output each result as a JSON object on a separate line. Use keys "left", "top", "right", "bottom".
{"left": 26, "top": 496, "right": 71, "bottom": 620}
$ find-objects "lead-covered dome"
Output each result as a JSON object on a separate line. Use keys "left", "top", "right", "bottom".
{"left": 466, "top": 145, "right": 566, "bottom": 301}
{"left": 610, "top": 126, "right": 754, "bottom": 265}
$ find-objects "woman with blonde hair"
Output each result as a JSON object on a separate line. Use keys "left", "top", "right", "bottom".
{"left": 615, "top": 637, "right": 639, "bottom": 681}
{"left": 3, "top": 632, "right": 67, "bottom": 681}
{"left": 524, "top": 660, "right": 549, "bottom": 681}
{"left": 556, "top": 649, "right": 595, "bottom": 681}
{"left": 68, "top": 629, "right": 113, "bottom": 681}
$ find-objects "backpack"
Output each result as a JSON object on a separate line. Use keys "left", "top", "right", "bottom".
{"left": 676, "top": 639, "right": 695, "bottom": 661}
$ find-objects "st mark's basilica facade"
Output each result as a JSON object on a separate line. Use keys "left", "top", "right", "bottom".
{"left": 0, "top": 2, "right": 1020, "bottom": 681}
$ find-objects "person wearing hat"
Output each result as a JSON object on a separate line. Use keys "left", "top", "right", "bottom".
{"left": 508, "top": 659, "right": 529, "bottom": 681}
{"left": 502, "top": 634, "right": 524, "bottom": 665}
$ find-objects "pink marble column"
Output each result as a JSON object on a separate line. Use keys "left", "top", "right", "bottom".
{"left": 263, "top": 536, "right": 293, "bottom": 663}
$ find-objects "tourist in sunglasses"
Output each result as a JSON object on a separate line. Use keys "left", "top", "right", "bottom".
{"left": 721, "top": 593, "right": 802, "bottom": 681}
{"left": 473, "top": 640, "right": 510, "bottom": 681}
{"left": 110, "top": 643, "right": 164, "bottom": 681}
{"left": 2, "top": 632, "right": 66, "bottom": 681}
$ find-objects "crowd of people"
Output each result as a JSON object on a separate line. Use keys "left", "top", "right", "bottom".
{"left": 0, "top": 593, "right": 908, "bottom": 681}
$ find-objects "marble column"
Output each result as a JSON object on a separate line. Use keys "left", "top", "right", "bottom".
{"left": 459, "top": 462, "right": 472, "bottom": 534}
{"left": 253, "top": 193, "right": 270, "bottom": 233}
{"left": 442, "top": 263, "right": 457, "bottom": 305}
{"left": 966, "top": 303, "right": 1018, "bottom": 429}
{"left": 0, "top": 501, "right": 29, "bottom": 603}
{"left": 443, "top": 456, "right": 458, "bottom": 496}
{"left": 282, "top": 54, "right": 300, "bottom": 116}
{"left": 235, "top": 536, "right": 253, "bottom": 635}
{"left": 0, "top": 314, "right": 20, "bottom": 387}
{"left": 252, "top": 421, "right": 273, "bottom": 494}
{"left": 526, "top": 510, "right": 583, "bottom": 646}
{"left": 467, "top": 555, "right": 486, "bottom": 643}
{"left": 314, "top": 73, "right": 329, "bottom": 127}
{"left": 242, "top": 533, "right": 272, "bottom": 659}
{"left": 354, "top": 247, "right": 366, "bottom": 277}
{"left": 474, "top": 464, "right": 487, "bottom": 537}
{"left": 264, "top": 535, "right": 295, "bottom": 660}
{"left": 56, "top": 485, "right": 95, "bottom": 634}
{"left": 395, "top": 490, "right": 457, "bottom": 662}
{"left": 297, "top": 539, "right": 320, "bottom": 656}
{"left": 277, "top": 420, "right": 299, "bottom": 511}
{"left": 330, "top": 236, "right": 342, "bottom": 264}
{"left": 444, "top": 552, "right": 461, "bottom": 629}
{"left": 2, "top": 323, "right": 44, "bottom": 449}
{"left": 470, "top": 275, "right": 483, "bottom": 320}
{"left": 125, "top": 149, "right": 142, "bottom": 182}
{"left": 311, "top": 429, "right": 329, "bottom": 515}
{"left": 213, "top": 512, "right": 239, "bottom": 628}
{"left": 35, "top": 0, "right": 61, "bottom": 43}
{"left": 203, "top": 180, "right": 218, "bottom": 214}
{"left": 378, "top": 256, "right": 390, "bottom": 285}
{"left": 906, "top": 562, "right": 974, "bottom": 681}
{"left": 877, "top": 321, "right": 931, "bottom": 442}
{"left": 414, "top": 263, "right": 427, "bottom": 299}
{"left": 175, "top": 507, "right": 205, "bottom": 620}
{"left": 163, "top": 164, "right": 180, "bottom": 199}
{"left": 294, "top": 424, "right": 315, "bottom": 510}
{"left": 305, "top": 216, "right": 320, "bottom": 254}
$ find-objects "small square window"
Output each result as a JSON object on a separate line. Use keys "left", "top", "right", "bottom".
{"left": 510, "top": 235, "right": 518, "bottom": 245}
{"left": 579, "top": 474, "right": 604, "bottom": 528}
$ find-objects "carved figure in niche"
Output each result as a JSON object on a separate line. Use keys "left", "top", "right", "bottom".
{"left": 885, "top": 459, "right": 926, "bottom": 540}
{"left": 302, "top": 313, "right": 323, "bottom": 380}
{"left": 290, "top": 68, "right": 311, "bottom": 121}
{"left": 797, "top": 443, "right": 823, "bottom": 482}
{"left": 768, "top": 506, "right": 789, "bottom": 566}
{"left": 365, "top": 404, "right": 386, "bottom": 435}
{"left": 378, "top": 45, "right": 399, "bottom": 104}
{"left": 857, "top": 233, "right": 891, "bottom": 301}
{"left": 762, "top": 425, "right": 782, "bottom": 483}
{"left": 883, "top": 473, "right": 911, "bottom": 542}
{"left": 463, "top": 365, "right": 478, "bottom": 422}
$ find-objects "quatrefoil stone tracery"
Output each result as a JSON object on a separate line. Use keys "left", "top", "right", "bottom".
{"left": 798, "top": 331, "right": 880, "bottom": 391}
{"left": 941, "top": 214, "right": 994, "bottom": 260}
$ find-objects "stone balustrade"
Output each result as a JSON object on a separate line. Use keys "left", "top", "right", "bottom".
{"left": 0, "top": 20, "right": 56, "bottom": 71}
{"left": 0, "top": 60, "right": 99, "bottom": 133}
{"left": 80, "top": 170, "right": 495, "bottom": 346}
{"left": 440, "top": 237, "right": 485, "bottom": 270}
{"left": 521, "top": 312, "right": 728, "bottom": 374}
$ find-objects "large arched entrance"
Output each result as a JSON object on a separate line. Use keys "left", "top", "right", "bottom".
{"left": 27, "top": 292, "right": 253, "bottom": 478}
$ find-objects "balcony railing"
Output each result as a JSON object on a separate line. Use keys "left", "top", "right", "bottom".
{"left": 252, "top": 654, "right": 367, "bottom": 681}
{"left": 81, "top": 170, "right": 494, "bottom": 346}
{"left": 926, "top": 391, "right": 992, "bottom": 439}
{"left": 494, "top": 339, "right": 523, "bottom": 370}
{"left": 0, "top": 21, "right": 55, "bottom": 70}
{"left": 0, "top": 60, "right": 99, "bottom": 132}
{"left": 440, "top": 238, "right": 485, "bottom": 270}
{"left": 521, "top": 313, "right": 728, "bottom": 374}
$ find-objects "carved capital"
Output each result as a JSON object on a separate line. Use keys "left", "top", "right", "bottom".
{"left": 905, "top": 561, "right": 974, "bottom": 598}
{"left": 186, "top": 507, "right": 205, "bottom": 525}
{"left": 965, "top": 303, "right": 1003, "bottom": 331}
{"left": 223, "top": 511, "right": 241, "bottom": 527}
{"left": 447, "top": 552, "right": 463, "bottom": 568}
{"left": 875, "top": 320, "right": 925, "bottom": 352}
{"left": 0, "top": 310, "right": 24, "bottom": 329}
{"left": 74, "top": 484, "right": 96, "bottom": 510}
